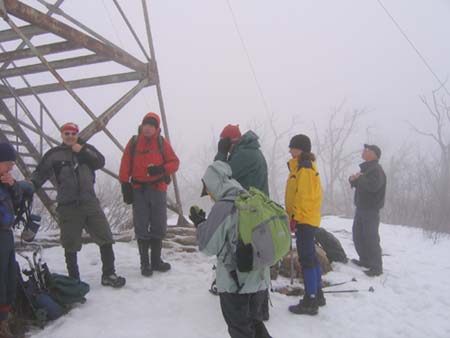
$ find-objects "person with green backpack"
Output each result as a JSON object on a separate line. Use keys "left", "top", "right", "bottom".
{"left": 189, "top": 161, "right": 277, "bottom": 338}
{"left": 285, "top": 134, "right": 325, "bottom": 315}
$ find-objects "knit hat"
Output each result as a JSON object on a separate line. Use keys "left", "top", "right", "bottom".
{"left": 220, "top": 124, "right": 241, "bottom": 140}
{"left": 289, "top": 134, "right": 311, "bottom": 153}
{"left": 364, "top": 144, "right": 381, "bottom": 159}
{"left": 0, "top": 142, "right": 16, "bottom": 162}
{"left": 142, "top": 112, "right": 159, "bottom": 128}
{"left": 60, "top": 122, "right": 79, "bottom": 133}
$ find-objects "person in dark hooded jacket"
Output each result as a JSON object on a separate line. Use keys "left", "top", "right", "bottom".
{"left": 31, "top": 122, "right": 126, "bottom": 288}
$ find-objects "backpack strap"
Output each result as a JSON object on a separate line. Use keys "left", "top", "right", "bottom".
{"left": 128, "top": 135, "right": 138, "bottom": 181}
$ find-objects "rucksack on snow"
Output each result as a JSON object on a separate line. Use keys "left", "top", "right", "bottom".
{"left": 234, "top": 187, "right": 291, "bottom": 272}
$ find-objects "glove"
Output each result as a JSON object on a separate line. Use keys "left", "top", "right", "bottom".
{"left": 189, "top": 205, "right": 206, "bottom": 227}
{"left": 121, "top": 182, "right": 133, "bottom": 204}
{"left": 217, "top": 138, "right": 232, "bottom": 155}
{"left": 290, "top": 219, "right": 296, "bottom": 233}
{"left": 147, "top": 165, "right": 165, "bottom": 176}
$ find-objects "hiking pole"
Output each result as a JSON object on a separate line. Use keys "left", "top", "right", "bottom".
{"left": 323, "top": 286, "right": 375, "bottom": 294}
{"left": 290, "top": 233, "right": 294, "bottom": 285}
{"left": 323, "top": 277, "right": 357, "bottom": 289}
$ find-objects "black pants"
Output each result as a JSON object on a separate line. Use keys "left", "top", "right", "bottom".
{"left": 0, "top": 230, "right": 16, "bottom": 320}
{"left": 352, "top": 209, "right": 382, "bottom": 271}
{"left": 219, "top": 290, "right": 272, "bottom": 338}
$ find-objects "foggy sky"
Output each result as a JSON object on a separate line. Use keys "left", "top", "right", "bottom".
{"left": 2, "top": 0, "right": 449, "bottom": 172}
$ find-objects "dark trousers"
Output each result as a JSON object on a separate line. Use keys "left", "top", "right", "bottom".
{"left": 132, "top": 187, "right": 167, "bottom": 240}
{"left": 296, "top": 224, "right": 321, "bottom": 296}
{"left": 0, "top": 230, "right": 16, "bottom": 320}
{"left": 352, "top": 209, "right": 382, "bottom": 271}
{"left": 219, "top": 291, "right": 272, "bottom": 338}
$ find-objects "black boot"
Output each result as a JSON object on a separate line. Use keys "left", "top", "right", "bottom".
{"left": 100, "top": 244, "right": 126, "bottom": 288}
{"left": 289, "top": 294, "right": 319, "bottom": 315}
{"left": 64, "top": 250, "right": 80, "bottom": 280}
{"left": 150, "top": 239, "right": 171, "bottom": 272}
{"left": 317, "top": 288, "right": 326, "bottom": 307}
{"left": 138, "top": 239, "right": 153, "bottom": 277}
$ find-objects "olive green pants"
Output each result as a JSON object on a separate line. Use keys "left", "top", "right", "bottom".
{"left": 57, "top": 199, "right": 114, "bottom": 252}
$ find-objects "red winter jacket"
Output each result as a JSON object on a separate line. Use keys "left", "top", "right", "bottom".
{"left": 119, "top": 114, "right": 179, "bottom": 192}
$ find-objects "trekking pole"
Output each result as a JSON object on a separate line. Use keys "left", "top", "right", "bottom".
{"left": 289, "top": 233, "right": 294, "bottom": 285}
{"left": 323, "top": 277, "right": 357, "bottom": 289}
{"left": 323, "top": 286, "right": 375, "bottom": 294}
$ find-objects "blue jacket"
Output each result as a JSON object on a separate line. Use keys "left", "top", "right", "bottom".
{"left": 0, "top": 182, "right": 22, "bottom": 230}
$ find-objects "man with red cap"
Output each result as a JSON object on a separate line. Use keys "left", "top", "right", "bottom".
{"left": 215, "top": 124, "right": 269, "bottom": 196}
{"left": 119, "top": 113, "right": 179, "bottom": 277}
{"left": 31, "top": 122, "right": 126, "bottom": 288}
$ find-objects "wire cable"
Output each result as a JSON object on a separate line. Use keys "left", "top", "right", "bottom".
{"left": 376, "top": 0, "right": 450, "bottom": 97}
{"left": 225, "top": 0, "right": 272, "bottom": 115}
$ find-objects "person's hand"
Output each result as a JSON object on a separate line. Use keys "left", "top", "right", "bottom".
{"left": 72, "top": 144, "right": 83, "bottom": 153}
{"left": 147, "top": 165, "right": 165, "bottom": 176}
{"left": 189, "top": 205, "right": 206, "bottom": 227}
{"left": 0, "top": 173, "right": 15, "bottom": 186}
{"left": 290, "top": 219, "right": 296, "bottom": 233}
{"left": 349, "top": 172, "right": 362, "bottom": 182}
{"left": 218, "top": 138, "right": 232, "bottom": 155}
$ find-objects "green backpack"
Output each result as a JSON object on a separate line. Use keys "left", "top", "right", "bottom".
{"left": 234, "top": 187, "right": 291, "bottom": 272}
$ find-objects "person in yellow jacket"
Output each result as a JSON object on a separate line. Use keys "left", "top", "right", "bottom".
{"left": 285, "top": 134, "right": 324, "bottom": 315}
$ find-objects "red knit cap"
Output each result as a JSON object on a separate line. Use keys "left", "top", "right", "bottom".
{"left": 60, "top": 122, "right": 79, "bottom": 133}
{"left": 220, "top": 124, "right": 241, "bottom": 140}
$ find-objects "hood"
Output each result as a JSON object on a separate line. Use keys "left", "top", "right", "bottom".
{"left": 142, "top": 112, "right": 161, "bottom": 128}
{"left": 202, "top": 161, "right": 244, "bottom": 200}
{"left": 236, "top": 130, "right": 260, "bottom": 149}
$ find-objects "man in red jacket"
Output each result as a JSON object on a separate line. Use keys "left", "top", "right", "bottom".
{"left": 119, "top": 113, "right": 179, "bottom": 277}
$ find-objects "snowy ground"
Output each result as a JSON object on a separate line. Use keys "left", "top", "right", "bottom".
{"left": 18, "top": 216, "right": 450, "bottom": 338}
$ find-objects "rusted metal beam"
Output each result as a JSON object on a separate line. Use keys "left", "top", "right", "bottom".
{"left": 0, "top": 71, "right": 148, "bottom": 98}
{"left": 0, "top": 54, "right": 109, "bottom": 78}
{"left": 0, "top": 40, "right": 80, "bottom": 63}
{"left": 0, "top": 24, "right": 46, "bottom": 42}
{"left": 3, "top": 0, "right": 147, "bottom": 73}
{"left": 79, "top": 78, "right": 150, "bottom": 140}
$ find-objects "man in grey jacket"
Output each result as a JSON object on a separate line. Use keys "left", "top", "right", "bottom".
{"left": 349, "top": 144, "right": 387, "bottom": 277}
{"left": 190, "top": 161, "right": 272, "bottom": 338}
{"left": 32, "top": 122, "right": 125, "bottom": 288}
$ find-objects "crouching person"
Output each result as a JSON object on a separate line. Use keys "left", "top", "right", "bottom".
{"left": 31, "top": 122, "right": 125, "bottom": 288}
{"left": 190, "top": 161, "right": 272, "bottom": 338}
{"left": 0, "top": 143, "right": 22, "bottom": 338}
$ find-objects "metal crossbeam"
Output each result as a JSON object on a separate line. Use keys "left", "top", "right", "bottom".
{"left": 0, "top": 24, "right": 46, "bottom": 42}
{"left": 0, "top": 54, "right": 110, "bottom": 78}
{"left": 0, "top": 40, "right": 80, "bottom": 62}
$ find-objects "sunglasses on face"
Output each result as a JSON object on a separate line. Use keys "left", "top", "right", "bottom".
{"left": 63, "top": 132, "right": 78, "bottom": 136}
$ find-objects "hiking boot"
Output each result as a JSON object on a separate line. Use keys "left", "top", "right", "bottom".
{"left": 364, "top": 268, "right": 382, "bottom": 277}
{"left": 151, "top": 239, "right": 171, "bottom": 272}
{"left": 141, "top": 265, "right": 153, "bottom": 277}
{"left": 101, "top": 273, "right": 126, "bottom": 288}
{"left": 138, "top": 239, "right": 153, "bottom": 277}
{"left": 0, "top": 320, "right": 13, "bottom": 338}
{"left": 351, "top": 258, "right": 369, "bottom": 268}
{"left": 65, "top": 251, "right": 80, "bottom": 280}
{"left": 288, "top": 295, "right": 318, "bottom": 315}
{"left": 317, "top": 288, "right": 326, "bottom": 307}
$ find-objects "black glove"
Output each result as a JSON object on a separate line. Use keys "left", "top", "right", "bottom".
{"left": 121, "top": 182, "right": 133, "bottom": 204}
{"left": 147, "top": 165, "right": 165, "bottom": 176}
{"left": 189, "top": 205, "right": 206, "bottom": 227}
{"left": 217, "top": 138, "right": 232, "bottom": 155}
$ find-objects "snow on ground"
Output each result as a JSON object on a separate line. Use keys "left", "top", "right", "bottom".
{"left": 19, "top": 216, "right": 450, "bottom": 338}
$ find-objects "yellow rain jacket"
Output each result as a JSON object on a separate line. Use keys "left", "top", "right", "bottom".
{"left": 285, "top": 158, "right": 322, "bottom": 227}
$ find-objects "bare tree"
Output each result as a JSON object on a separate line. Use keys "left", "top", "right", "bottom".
{"left": 314, "top": 105, "right": 364, "bottom": 215}
{"left": 410, "top": 88, "right": 450, "bottom": 232}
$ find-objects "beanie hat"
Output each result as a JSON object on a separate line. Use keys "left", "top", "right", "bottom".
{"left": 60, "top": 122, "right": 79, "bottom": 133}
{"left": 142, "top": 113, "right": 159, "bottom": 128}
{"left": 220, "top": 124, "right": 241, "bottom": 140}
{"left": 289, "top": 134, "right": 311, "bottom": 153}
{"left": 364, "top": 144, "right": 381, "bottom": 159}
{"left": 0, "top": 143, "right": 16, "bottom": 162}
